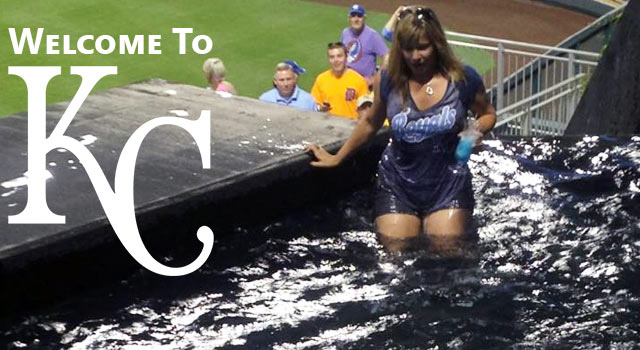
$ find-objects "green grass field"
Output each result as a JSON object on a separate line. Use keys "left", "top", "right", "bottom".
{"left": 0, "top": 0, "right": 492, "bottom": 117}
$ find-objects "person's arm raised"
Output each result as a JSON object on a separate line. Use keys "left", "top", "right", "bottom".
{"left": 307, "top": 72, "right": 387, "bottom": 168}
{"left": 381, "top": 5, "right": 405, "bottom": 41}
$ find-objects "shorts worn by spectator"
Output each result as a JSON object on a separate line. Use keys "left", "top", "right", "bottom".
{"left": 259, "top": 61, "right": 317, "bottom": 111}
{"left": 311, "top": 42, "right": 369, "bottom": 120}
{"left": 341, "top": 4, "right": 389, "bottom": 85}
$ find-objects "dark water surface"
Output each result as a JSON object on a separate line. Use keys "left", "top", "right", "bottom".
{"left": 3, "top": 136, "right": 640, "bottom": 349}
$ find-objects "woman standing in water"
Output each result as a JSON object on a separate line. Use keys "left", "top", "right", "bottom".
{"left": 307, "top": 7, "right": 496, "bottom": 252}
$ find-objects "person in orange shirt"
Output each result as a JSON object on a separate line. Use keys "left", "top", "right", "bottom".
{"left": 311, "top": 42, "right": 369, "bottom": 120}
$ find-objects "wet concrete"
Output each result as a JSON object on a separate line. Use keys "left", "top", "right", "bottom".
{"left": 0, "top": 80, "right": 388, "bottom": 275}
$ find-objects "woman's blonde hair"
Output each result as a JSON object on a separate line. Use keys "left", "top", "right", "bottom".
{"left": 203, "top": 57, "right": 227, "bottom": 83}
{"left": 387, "top": 9, "right": 464, "bottom": 103}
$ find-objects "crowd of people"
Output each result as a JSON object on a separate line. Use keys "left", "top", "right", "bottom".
{"left": 204, "top": 4, "right": 387, "bottom": 121}
{"left": 206, "top": 4, "right": 497, "bottom": 253}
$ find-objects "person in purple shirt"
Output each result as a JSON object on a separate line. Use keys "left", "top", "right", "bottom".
{"left": 341, "top": 4, "right": 389, "bottom": 86}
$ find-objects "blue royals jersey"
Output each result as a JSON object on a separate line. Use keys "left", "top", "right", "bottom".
{"left": 377, "top": 65, "right": 484, "bottom": 207}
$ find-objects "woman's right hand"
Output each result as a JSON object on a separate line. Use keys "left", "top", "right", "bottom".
{"left": 306, "top": 143, "right": 341, "bottom": 168}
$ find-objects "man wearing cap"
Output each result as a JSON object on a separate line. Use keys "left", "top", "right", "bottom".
{"left": 259, "top": 61, "right": 317, "bottom": 111}
{"left": 356, "top": 91, "right": 374, "bottom": 119}
{"left": 341, "top": 4, "right": 389, "bottom": 86}
{"left": 311, "top": 42, "right": 369, "bottom": 120}
{"left": 356, "top": 91, "right": 389, "bottom": 127}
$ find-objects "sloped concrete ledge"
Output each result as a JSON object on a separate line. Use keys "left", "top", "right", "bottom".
{"left": 0, "top": 80, "right": 389, "bottom": 276}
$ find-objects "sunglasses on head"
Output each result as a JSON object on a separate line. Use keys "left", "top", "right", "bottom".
{"left": 349, "top": 13, "right": 364, "bottom": 18}
{"left": 398, "top": 7, "right": 434, "bottom": 22}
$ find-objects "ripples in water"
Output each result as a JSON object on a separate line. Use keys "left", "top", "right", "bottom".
{"left": 3, "top": 136, "right": 640, "bottom": 349}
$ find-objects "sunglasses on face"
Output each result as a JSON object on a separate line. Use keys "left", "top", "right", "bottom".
{"left": 349, "top": 13, "right": 364, "bottom": 18}
{"left": 398, "top": 7, "right": 435, "bottom": 22}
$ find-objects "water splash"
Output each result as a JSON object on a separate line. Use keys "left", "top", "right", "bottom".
{"left": 3, "top": 137, "right": 640, "bottom": 349}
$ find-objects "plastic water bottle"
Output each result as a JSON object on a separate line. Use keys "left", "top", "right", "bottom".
{"left": 455, "top": 134, "right": 475, "bottom": 163}
{"left": 452, "top": 119, "right": 481, "bottom": 173}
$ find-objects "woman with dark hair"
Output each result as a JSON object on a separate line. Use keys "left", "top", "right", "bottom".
{"left": 307, "top": 7, "right": 496, "bottom": 252}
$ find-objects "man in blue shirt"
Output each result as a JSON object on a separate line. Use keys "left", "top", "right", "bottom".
{"left": 259, "top": 61, "right": 317, "bottom": 111}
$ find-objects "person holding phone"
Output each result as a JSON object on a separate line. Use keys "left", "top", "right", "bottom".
{"left": 311, "top": 42, "right": 369, "bottom": 120}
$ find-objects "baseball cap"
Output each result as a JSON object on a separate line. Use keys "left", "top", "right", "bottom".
{"left": 284, "top": 60, "right": 306, "bottom": 75}
{"left": 349, "top": 4, "right": 365, "bottom": 16}
{"left": 357, "top": 92, "right": 374, "bottom": 109}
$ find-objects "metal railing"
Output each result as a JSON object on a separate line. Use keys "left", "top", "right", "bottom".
{"left": 447, "top": 31, "right": 601, "bottom": 136}
{"left": 493, "top": 73, "right": 586, "bottom": 136}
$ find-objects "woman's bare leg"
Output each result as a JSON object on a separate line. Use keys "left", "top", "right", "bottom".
{"left": 375, "top": 213, "right": 421, "bottom": 253}
{"left": 423, "top": 209, "right": 472, "bottom": 256}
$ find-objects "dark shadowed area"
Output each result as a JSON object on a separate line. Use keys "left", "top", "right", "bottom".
{"left": 566, "top": 2, "right": 640, "bottom": 136}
